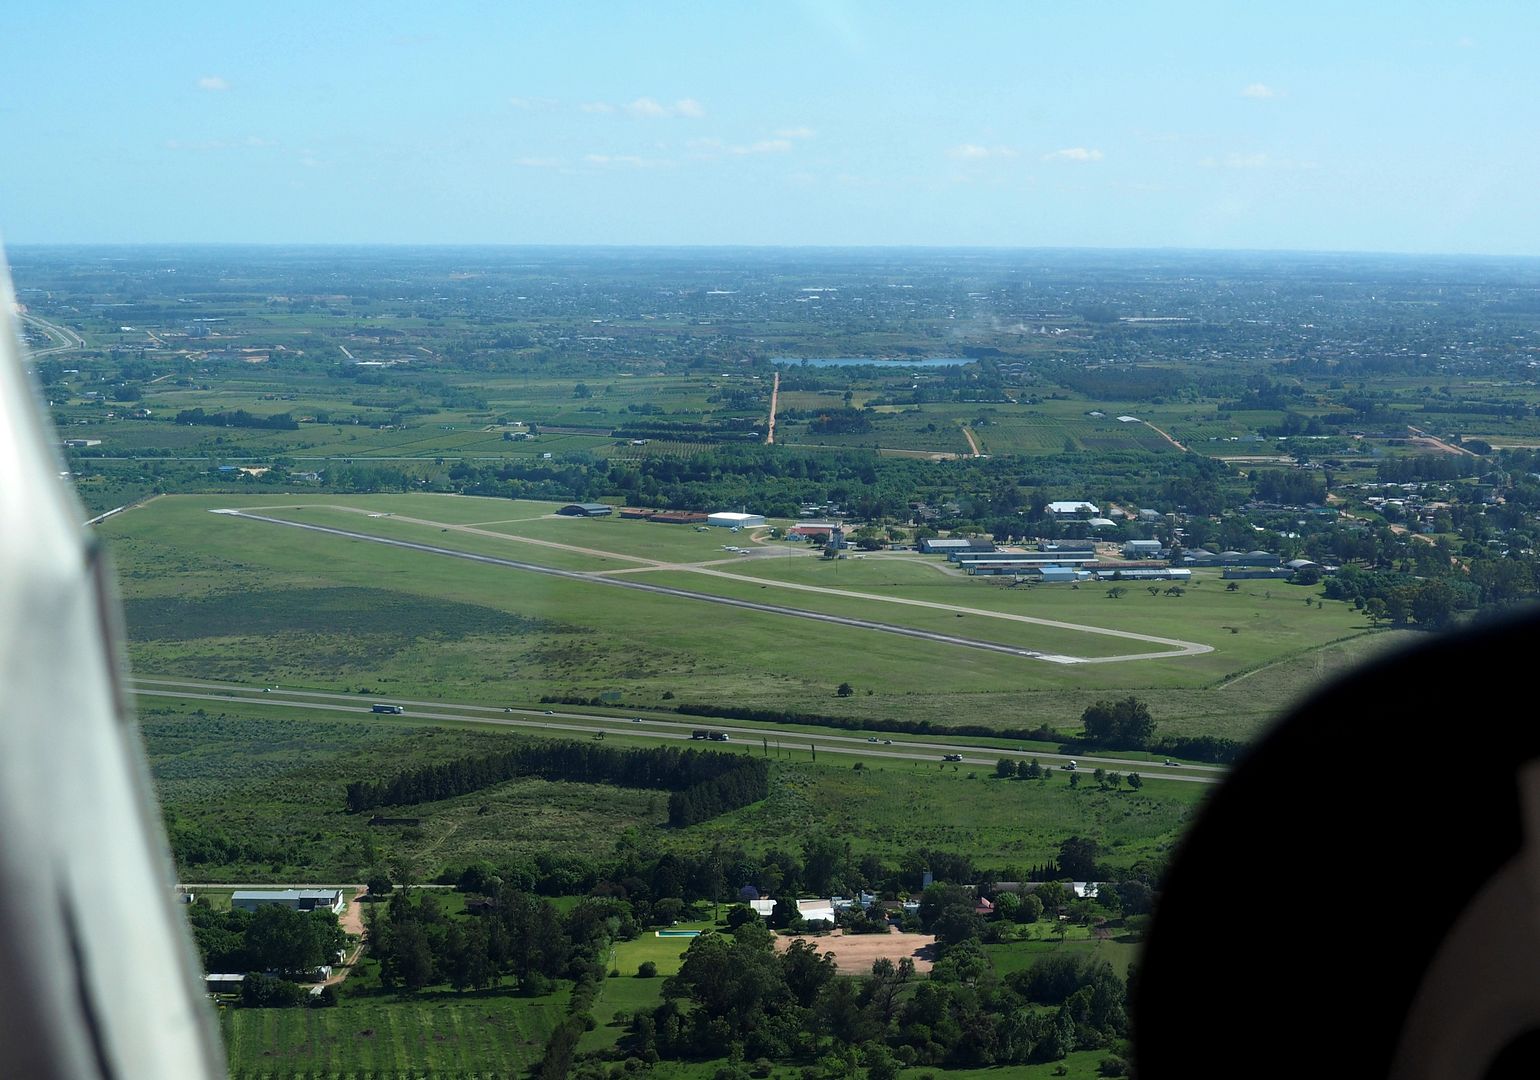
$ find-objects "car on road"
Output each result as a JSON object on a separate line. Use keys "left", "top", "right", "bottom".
{"left": 942, "top": 753, "right": 963, "bottom": 762}
{"left": 866, "top": 737, "right": 879, "bottom": 743}
{"left": 503, "top": 707, "right": 513, "bottom": 712}
{"left": 1062, "top": 760, "right": 1077, "bottom": 770}
{"left": 1163, "top": 759, "right": 1181, "bottom": 766}
{"left": 542, "top": 710, "right": 555, "bottom": 715}
{"left": 883, "top": 739, "right": 893, "bottom": 745}
{"left": 632, "top": 718, "right": 643, "bottom": 723}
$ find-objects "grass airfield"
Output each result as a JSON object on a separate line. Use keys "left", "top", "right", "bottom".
{"left": 101, "top": 493, "right": 1387, "bottom": 740}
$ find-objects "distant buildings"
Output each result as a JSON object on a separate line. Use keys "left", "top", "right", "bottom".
{"left": 1047, "top": 500, "right": 1099, "bottom": 516}
{"left": 619, "top": 508, "right": 708, "bottom": 524}
{"left": 556, "top": 503, "right": 614, "bottom": 517}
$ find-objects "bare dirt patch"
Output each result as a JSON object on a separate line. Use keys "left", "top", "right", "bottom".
{"left": 772, "top": 926, "right": 937, "bottom": 974}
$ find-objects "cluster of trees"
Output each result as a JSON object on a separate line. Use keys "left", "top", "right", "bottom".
{"left": 667, "top": 760, "right": 771, "bottom": 827}
{"left": 344, "top": 740, "right": 769, "bottom": 828}
{"left": 188, "top": 902, "right": 346, "bottom": 980}
{"left": 805, "top": 407, "right": 874, "bottom": 435}
{"left": 1251, "top": 468, "right": 1328, "bottom": 506}
{"left": 365, "top": 886, "right": 625, "bottom": 994}
{"left": 1323, "top": 565, "right": 1466, "bottom": 628}
{"left": 1079, "top": 697, "right": 1157, "bottom": 750}
{"left": 996, "top": 757, "right": 1056, "bottom": 780}
{"left": 631, "top": 919, "right": 1130, "bottom": 1069}
{"left": 173, "top": 407, "right": 300, "bottom": 430}
{"left": 166, "top": 813, "right": 292, "bottom": 868}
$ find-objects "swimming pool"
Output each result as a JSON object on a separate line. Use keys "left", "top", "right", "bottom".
{"left": 655, "top": 929, "right": 702, "bottom": 937}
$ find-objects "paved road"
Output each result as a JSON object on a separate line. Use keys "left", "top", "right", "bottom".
{"left": 17, "top": 312, "right": 86, "bottom": 356}
{"left": 132, "top": 675, "right": 1222, "bottom": 784}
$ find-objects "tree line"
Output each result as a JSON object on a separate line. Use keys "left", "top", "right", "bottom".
{"left": 173, "top": 407, "right": 300, "bottom": 430}
{"left": 344, "top": 739, "right": 769, "bottom": 828}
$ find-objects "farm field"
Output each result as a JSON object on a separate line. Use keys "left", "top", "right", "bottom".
{"left": 220, "top": 989, "right": 567, "bottom": 1078}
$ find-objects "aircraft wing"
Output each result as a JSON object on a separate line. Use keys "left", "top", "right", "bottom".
{"left": 0, "top": 248, "right": 224, "bottom": 1078}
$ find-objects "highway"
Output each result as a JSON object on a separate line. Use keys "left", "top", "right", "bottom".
{"left": 18, "top": 312, "right": 86, "bottom": 357}
{"left": 130, "top": 675, "right": 1223, "bottom": 785}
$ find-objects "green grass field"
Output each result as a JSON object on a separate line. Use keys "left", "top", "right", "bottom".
{"left": 582, "top": 928, "right": 703, "bottom": 1053}
{"left": 98, "top": 492, "right": 1403, "bottom": 743}
{"left": 221, "top": 989, "right": 567, "bottom": 1078}
{"left": 141, "top": 693, "right": 1202, "bottom": 883}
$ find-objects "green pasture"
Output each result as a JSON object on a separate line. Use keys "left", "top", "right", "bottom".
{"left": 139, "top": 695, "right": 1202, "bottom": 883}
{"left": 983, "top": 933, "right": 1140, "bottom": 979}
{"left": 583, "top": 932, "right": 698, "bottom": 1051}
{"left": 220, "top": 990, "right": 566, "bottom": 1078}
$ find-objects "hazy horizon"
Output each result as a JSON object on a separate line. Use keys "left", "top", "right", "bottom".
{"left": 5, "top": 3, "right": 1538, "bottom": 256}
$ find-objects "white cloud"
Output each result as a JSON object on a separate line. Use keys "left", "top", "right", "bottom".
{"left": 688, "top": 134, "right": 803, "bottom": 160}
{"left": 1043, "top": 147, "right": 1103, "bottom": 162}
{"left": 1200, "top": 152, "right": 1315, "bottom": 171}
{"left": 579, "top": 101, "right": 615, "bottom": 114}
{"left": 624, "top": 97, "right": 670, "bottom": 118}
{"left": 1206, "top": 152, "right": 1269, "bottom": 169}
{"left": 163, "top": 135, "right": 276, "bottom": 152}
{"left": 730, "top": 139, "right": 793, "bottom": 155}
{"left": 948, "top": 143, "right": 1017, "bottom": 160}
{"left": 584, "top": 153, "right": 671, "bottom": 168}
{"left": 1456, "top": 35, "right": 1476, "bottom": 48}
{"left": 775, "top": 126, "right": 816, "bottom": 140}
{"left": 620, "top": 97, "right": 705, "bottom": 119}
{"left": 197, "top": 75, "right": 230, "bottom": 92}
{"left": 1241, "top": 83, "right": 1278, "bottom": 99}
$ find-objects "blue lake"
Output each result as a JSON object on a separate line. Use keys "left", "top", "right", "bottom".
{"left": 770, "top": 356, "right": 973, "bottom": 368}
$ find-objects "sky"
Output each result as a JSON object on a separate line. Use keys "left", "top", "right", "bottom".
{"left": 2, "top": 2, "right": 1538, "bottom": 255}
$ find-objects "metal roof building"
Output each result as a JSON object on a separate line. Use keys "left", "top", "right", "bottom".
{"left": 707, "top": 512, "right": 766, "bottom": 528}
{"left": 556, "top": 503, "right": 614, "bottom": 517}
{"left": 232, "top": 889, "right": 345, "bottom": 914}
